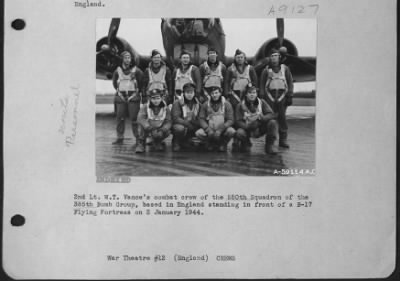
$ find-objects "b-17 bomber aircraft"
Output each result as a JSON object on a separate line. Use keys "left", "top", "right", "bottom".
{"left": 96, "top": 18, "right": 316, "bottom": 83}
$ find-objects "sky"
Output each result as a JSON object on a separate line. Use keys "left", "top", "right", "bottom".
{"left": 96, "top": 18, "right": 316, "bottom": 92}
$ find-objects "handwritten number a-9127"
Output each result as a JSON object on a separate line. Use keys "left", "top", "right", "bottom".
{"left": 267, "top": 4, "right": 319, "bottom": 16}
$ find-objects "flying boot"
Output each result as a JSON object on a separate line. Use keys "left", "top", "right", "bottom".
{"left": 218, "top": 139, "right": 228, "bottom": 152}
{"left": 265, "top": 135, "right": 278, "bottom": 155}
{"left": 112, "top": 139, "right": 123, "bottom": 145}
{"left": 279, "top": 131, "right": 290, "bottom": 148}
{"left": 231, "top": 137, "right": 240, "bottom": 152}
{"left": 135, "top": 139, "right": 145, "bottom": 153}
{"left": 240, "top": 137, "right": 252, "bottom": 153}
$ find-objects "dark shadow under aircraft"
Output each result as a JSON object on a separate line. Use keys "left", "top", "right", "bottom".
{"left": 96, "top": 18, "right": 316, "bottom": 83}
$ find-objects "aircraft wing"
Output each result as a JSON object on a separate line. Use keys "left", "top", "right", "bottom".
{"left": 282, "top": 55, "right": 316, "bottom": 83}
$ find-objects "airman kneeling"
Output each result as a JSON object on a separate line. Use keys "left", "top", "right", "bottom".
{"left": 196, "top": 86, "right": 235, "bottom": 152}
{"left": 171, "top": 82, "right": 202, "bottom": 152}
{"left": 234, "top": 85, "right": 278, "bottom": 154}
{"left": 136, "top": 89, "right": 172, "bottom": 153}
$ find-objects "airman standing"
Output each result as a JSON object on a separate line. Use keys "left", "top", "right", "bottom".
{"left": 199, "top": 47, "right": 226, "bottom": 101}
{"left": 259, "top": 48, "right": 294, "bottom": 148}
{"left": 224, "top": 49, "right": 258, "bottom": 109}
{"left": 224, "top": 49, "right": 258, "bottom": 151}
{"left": 111, "top": 51, "right": 144, "bottom": 146}
{"left": 142, "top": 49, "right": 172, "bottom": 105}
{"left": 172, "top": 51, "right": 202, "bottom": 103}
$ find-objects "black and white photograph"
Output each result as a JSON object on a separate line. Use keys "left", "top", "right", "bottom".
{"left": 96, "top": 18, "right": 317, "bottom": 176}
{"left": 3, "top": 0, "right": 396, "bottom": 279}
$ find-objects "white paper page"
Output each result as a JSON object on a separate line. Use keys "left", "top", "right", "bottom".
{"left": 3, "top": 0, "right": 396, "bottom": 279}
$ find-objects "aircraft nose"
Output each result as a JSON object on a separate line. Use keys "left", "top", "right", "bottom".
{"left": 191, "top": 20, "right": 207, "bottom": 38}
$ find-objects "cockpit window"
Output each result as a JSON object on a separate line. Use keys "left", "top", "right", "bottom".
{"left": 166, "top": 18, "right": 214, "bottom": 39}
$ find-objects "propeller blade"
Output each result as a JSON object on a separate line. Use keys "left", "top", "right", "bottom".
{"left": 107, "top": 18, "right": 121, "bottom": 46}
{"left": 276, "top": 18, "right": 284, "bottom": 47}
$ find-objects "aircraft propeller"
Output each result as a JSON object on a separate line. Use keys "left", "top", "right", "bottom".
{"left": 107, "top": 18, "right": 120, "bottom": 47}
{"left": 97, "top": 18, "right": 121, "bottom": 54}
{"left": 275, "top": 18, "right": 289, "bottom": 58}
{"left": 96, "top": 18, "right": 125, "bottom": 79}
{"left": 277, "top": 18, "right": 284, "bottom": 47}
{"left": 276, "top": 18, "right": 315, "bottom": 72}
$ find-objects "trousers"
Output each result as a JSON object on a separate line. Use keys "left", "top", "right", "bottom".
{"left": 265, "top": 97, "right": 288, "bottom": 140}
{"left": 136, "top": 124, "right": 170, "bottom": 142}
{"left": 114, "top": 96, "right": 141, "bottom": 139}
{"left": 195, "top": 127, "right": 236, "bottom": 144}
{"left": 236, "top": 120, "right": 278, "bottom": 143}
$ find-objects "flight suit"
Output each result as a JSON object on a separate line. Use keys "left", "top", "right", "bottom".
{"left": 171, "top": 99, "right": 201, "bottom": 151}
{"left": 142, "top": 62, "right": 172, "bottom": 104}
{"left": 196, "top": 97, "right": 235, "bottom": 152}
{"left": 137, "top": 101, "right": 172, "bottom": 152}
{"left": 172, "top": 64, "right": 202, "bottom": 103}
{"left": 259, "top": 64, "right": 293, "bottom": 147}
{"left": 235, "top": 98, "right": 278, "bottom": 153}
{"left": 224, "top": 62, "right": 258, "bottom": 151}
{"left": 112, "top": 65, "right": 144, "bottom": 143}
{"left": 199, "top": 60, "right": 226, "bottom": 101}
{"left": 224, "top": 63, "right": 258, "bottom": 109}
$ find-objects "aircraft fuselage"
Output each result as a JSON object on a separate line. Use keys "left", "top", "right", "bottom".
{"left": 161, "top": 18, "right": 226, "bottom": 66}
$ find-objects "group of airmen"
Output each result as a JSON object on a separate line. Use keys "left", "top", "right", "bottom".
{"left": 111, "top": 47, "right": 294, "bottom": 155}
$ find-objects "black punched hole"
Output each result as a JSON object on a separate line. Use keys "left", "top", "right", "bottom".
{"left": 11, "top": 214, "right": 25, "bottom": 226}
{"left": 11, "top": 19, "right": 26, "bottom": 30}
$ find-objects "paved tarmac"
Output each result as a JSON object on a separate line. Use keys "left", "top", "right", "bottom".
{"left": 96, "top": 103, "right": 315, "bottom": 177}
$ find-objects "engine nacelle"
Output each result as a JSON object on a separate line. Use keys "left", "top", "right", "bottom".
{"left": 254, "top": 38, "right": 298, "bottom": 61}
{"left": 96, "top": 37, "right": 139, "bottom": 79}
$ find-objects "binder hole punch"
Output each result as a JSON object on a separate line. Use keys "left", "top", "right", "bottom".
{"left": 11, "top": 19, "right": 26, "bottom": 30}
{"left": 11, "top": 214, "right": 25, "bottom": 226}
